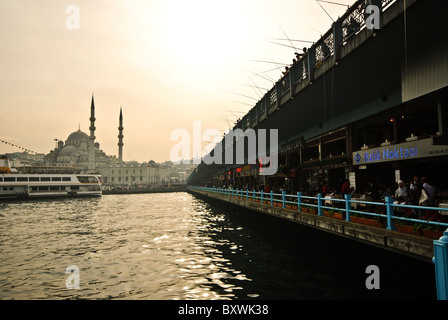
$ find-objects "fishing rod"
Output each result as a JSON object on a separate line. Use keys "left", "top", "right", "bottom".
{"left": 245, "top": 59, "right": 289, "bottom": 66}
{"left": 247, "top": 79, "right": 269, "bottom": 92}
{"left": 242, "top": 81, "right": 268, "bottom": 97}
{"left": 264, "top": 38, "right": 315, "bottom": 44}
{"left": 315, "top": 0, "right": 335, "bottom": 22}
{"left": 276, "top": 21, "right": 300, "bottom": 54}
{"left": 317, "top": 0, "right": 350, "bottom": 8}
{"left": 228, "top": 100, "right": 255, "bottom": 107}
{"left": 228, "top": 92, "right": 259, "bottom": 101}
{"left": 243, "top": 68, "right": 277, "bottom": 84}
{"left": 239, "top": 82, "right": 262, "bottom": 99}
{"left": 263, "top": 40, "right": 305, "bottom": 50}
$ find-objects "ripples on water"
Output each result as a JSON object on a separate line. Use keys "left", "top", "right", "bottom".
{"left": 0, "top": 192, "right": 436, "bottom": 300}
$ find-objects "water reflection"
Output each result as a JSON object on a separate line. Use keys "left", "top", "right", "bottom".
{"left": 0, "top": 192, "right": 436, "bottom": 300}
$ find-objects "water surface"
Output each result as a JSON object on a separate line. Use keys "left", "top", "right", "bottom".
{"left": 0, "top": 192, "right": 436, "bottom": 300}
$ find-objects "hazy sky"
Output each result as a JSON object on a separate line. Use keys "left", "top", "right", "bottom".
{"left": 1, "top": 0, "right": 355, "bottom": 163}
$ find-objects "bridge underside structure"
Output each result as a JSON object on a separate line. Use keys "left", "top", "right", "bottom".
{"left": 187, "top": 0, "right": 448, "bottom": 195}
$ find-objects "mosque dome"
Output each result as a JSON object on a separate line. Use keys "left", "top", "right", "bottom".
{"left": 67, "top": 130, "right": 89, "bottom": 143}
{"left": 80, "top": 151, "right": 90, "bottom": 161}
{"left": 59, "top": 145, "right": 78, "bottom": 156}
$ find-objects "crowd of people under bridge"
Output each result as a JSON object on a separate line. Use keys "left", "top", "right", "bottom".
{"left": 209, "top": 175, "right": 447, "bottom": 223}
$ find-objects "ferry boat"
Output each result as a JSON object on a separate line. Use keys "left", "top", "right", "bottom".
{"left": 0, "top": 155, "right": 102, "bottom": 200}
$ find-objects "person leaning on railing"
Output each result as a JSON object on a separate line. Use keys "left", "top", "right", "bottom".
{"left": 419, "top": 177, "right": 445, "bottom": 222}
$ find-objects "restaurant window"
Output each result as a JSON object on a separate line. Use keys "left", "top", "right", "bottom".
{"left": 396, "top": 105, "right": 439, "bottom": 142}
{"left": 323, "top": 139, "right": 346, "bottom": 158}
{"left": 355, "top": 119, "right": 393, "bottom": 150}
{"left": 302, "top": 146, "right": 320, "bottom": 162}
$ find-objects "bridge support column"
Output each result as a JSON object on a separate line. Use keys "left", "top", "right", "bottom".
{"left": 433, "top": 230, "right": 448, "bottom": 300}
{"left": 332, "top": 20, "right": 342, "bottom": 63}
{"left": 306, "top": 47, "right": 315, "bottom": 83}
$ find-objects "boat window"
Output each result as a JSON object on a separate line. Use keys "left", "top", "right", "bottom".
{"left": 31, "top": 187, "right": 38, "bottom": 191}
{"left": 17, "top": 177, "right": 28, "bottom": 182}
{"left": 4, "top": 177, "right": 15, "bottom": 182}
{"left": 0, "top": 177, "right": 2, "bottom": 182}
{"left": 60, "top": 186, "right": 66, "bottom": 190}
{"left": 2, "top": 187, "right": 7, "bottom": 191}
{"left": 77, "top": 176, "right": 98, "bottom": 183}
{"left": 39, "top": 186, "right": 49, "bottom": 191}
{"left": 50, "top": 186, "right": 59, "bottom": 190}
{"left": 62, "top": 177, "right": 71, "bottom": 181}
{"left": 71, "top": 186, "right": 79, "bottom": 190}
{"left": 29, "top": 177, "right": 39, "bottom": 181}
{"left": 41, "top": 177, "right": 51, "bottom": 181}
{"left": 52, "top": 177, "right": 62, "bottom": 181}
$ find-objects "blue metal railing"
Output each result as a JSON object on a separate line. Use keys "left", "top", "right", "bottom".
{"left": 189, "top": 185, "right": 448, "bottom": 300}
{"left": 433, "top": 231, "right": 448, "bottom": 300}
{"left": 189, "top": 186, "right": 448, "bottom": 231}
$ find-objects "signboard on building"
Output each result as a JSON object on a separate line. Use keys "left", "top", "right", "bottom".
{"left": 352, "top": 137, "right": 448, "bottom": 165}
{"left": 280, "top": 137, "right": 304, "bottom": 154}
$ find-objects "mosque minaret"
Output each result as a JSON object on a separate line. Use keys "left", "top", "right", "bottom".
{"left": 88, "top": 95, "right": 96, "bottom": 171}
{"left": 118, "top": 107, "right": 124, "bottom": 165}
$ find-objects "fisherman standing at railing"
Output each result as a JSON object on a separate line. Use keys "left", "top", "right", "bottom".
{"left": 420, "top": 177, "right": 443, "bottom": 221}
{"left": 422, "top": 177, "right": 436, "bottom": 206}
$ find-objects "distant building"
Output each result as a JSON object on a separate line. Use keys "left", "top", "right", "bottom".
{"left": 162, "top": 161, "right": 198, "bottom": 183}
{"left": 41, "top": 95, "right": 167, "bottom": 186}
{"left": 99, "top": 160, "right": 167, "bottom": 187}
{"left": 5, "top": 152, "right": 45, "bottom": 168}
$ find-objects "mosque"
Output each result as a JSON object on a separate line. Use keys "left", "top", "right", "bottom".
{"left": 43, "top": 96, "right": 167, "bottom": 186}
{"left": 43, "top": 96, "right": 114, "bottom": 169}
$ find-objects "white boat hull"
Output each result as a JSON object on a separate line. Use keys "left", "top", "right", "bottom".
{"left": 0, "top": 173, "right": 102, "bottom": 200}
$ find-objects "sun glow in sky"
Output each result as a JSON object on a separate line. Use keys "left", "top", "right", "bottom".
{"left": 0, "top": 0, "right": 355, "bottom": 162}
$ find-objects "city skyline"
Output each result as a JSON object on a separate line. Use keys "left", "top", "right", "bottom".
{"left": 1, "top": 0, "right": 355, "bottom": 162}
